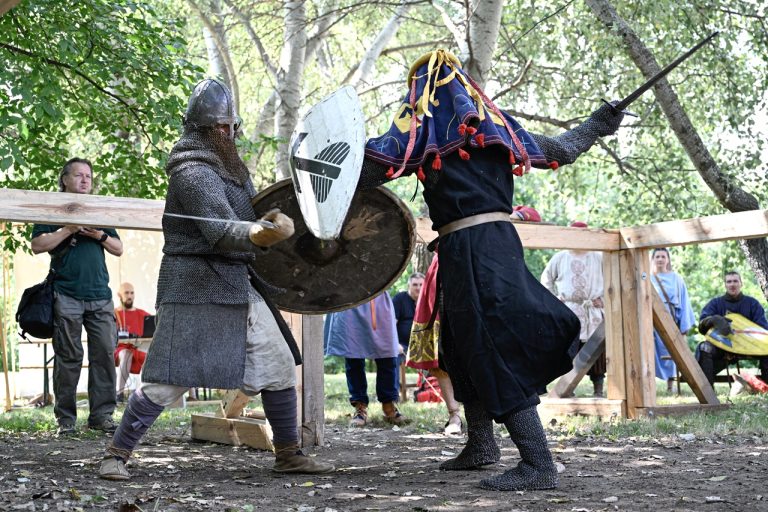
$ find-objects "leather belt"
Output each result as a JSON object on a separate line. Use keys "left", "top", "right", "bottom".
{"left": 436, "top": 212, "right": 512, "bottom": 237}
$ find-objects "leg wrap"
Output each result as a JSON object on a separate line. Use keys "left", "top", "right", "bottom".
{"left": 107, "top": 388, "right": 164, "bottom": 461}
{"left": 479, "top": 406, "right": 558, "bottom": 491}
{"left": 440, "top": 400, "right": 500, "bottom": 470}
{"left": 262, "top": 388, "right": 298, "bottom": 446}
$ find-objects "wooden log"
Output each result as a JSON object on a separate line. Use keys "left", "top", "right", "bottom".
{"left": 549, "top": 321, "right": 605, "bottom": 398}
{"left": 634, "top": 403, "right": 730, "bottom": 418}
{"left": 603, "top": 252, "right": 627, "bottom": 402}
{"left": 651, "top": 291, "right": 719, "bottom": 405}
{"left": 538, "top": 397, "right": 625, "bottom": 421}
{"left": 191, "top": 412, "right": 273, "bottom": 451}
{"left": 619, "top": 249, "right": 655, "bottom": 418}
{"left": 217, "top": 390, "right": 251, "bottom": 418}
{"left": 620, "top": 209, "right": 768, "bottom": 249}
{"left": 300, "top": 314, "right": 325, "bottom": 447}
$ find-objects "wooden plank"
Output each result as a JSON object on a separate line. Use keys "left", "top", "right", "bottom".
{"left": 301, "top": 314, "right": 325, "bottom": 447}
{"left": 634, "top": 403, "right": 730, "bottom": 418}
{"left": 414, "top": 216, "right": 621, "bottom": 251}
{"left": 0, "top": 188, "right": 164, "bottom": 230}
{"left": 191, "top": 412, "right": 273, "bottom": 450}
{"left": 549, "top": 322, "right": 605, "bottom": 398}
{"left": 218, "top": 389, "right": 251, "bottom": 418}
{"left": 538, "top": 397, "right": 625, "bottom": 420}
{"left": 651, "top": 291, "right": 719, "bottom": 405}
{"left": 620, "top": 209, "right": 768, "bottom": 249}
{"left": 603, "top": 252, "right": 627, "bottom": 403}
{"left": 619, "top": 249, "right": 655, "bottom": 418}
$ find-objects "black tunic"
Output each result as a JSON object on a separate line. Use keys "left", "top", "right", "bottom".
{"left": 414, "top": 147, "right": 578, "bottom": 421}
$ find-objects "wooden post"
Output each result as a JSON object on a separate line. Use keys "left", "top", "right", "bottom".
{"left": 549, "top": 322, "right": 605, "bottom": 398}
{"left": 1, "top": 247, "right": 11, "bottom": 411}
{"left": 619, "top": 249, "right": 655, "bottom": 417}
{"left": 651, "top": 292, "right": 718, "bottom": 404}
{"left": 300, "top": 315, "right": 325, "bottom": 447}
{"left": 603, "top": 251, "right": 626, "bottom": 408}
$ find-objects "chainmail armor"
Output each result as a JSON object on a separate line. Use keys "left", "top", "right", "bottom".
{"left": 157, "top": 128, "right": 263, "bottom": 305}
{"left": 440, "top": 400, "right": 501, "bottom": 470}
{"left": 479, "top": 406, "right": 558, "bottom": 491}
{"left": 530, "top": 102, "right": 624, "bottom": 165}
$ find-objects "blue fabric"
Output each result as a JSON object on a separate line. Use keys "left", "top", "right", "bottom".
{"left": 391, "top": 291, "right": 415, "bottom": 349}
{"left": 261, "top": 388, "right": 298, "bottom": 445}
{"left": 111, "top": 388, "right": 165, "bottom": 456}
{"left": 651, "top": 272, "right": 696, "bottom": 380}
{"left": 324, "top": 293, "right": 399, "bottom": 359}
{"left": 345, "top": 357, "right": 399, "bottom": 404}
{"left": 364, "top": 55, "right": 547, "bottom": 171}
{"left": 700, "top": 294, "right": 768, "bottom": 329}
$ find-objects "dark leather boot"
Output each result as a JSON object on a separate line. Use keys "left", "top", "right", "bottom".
{"left": 273, "top": 443, "right": 335, "bottom": 474}
{"left": 593, "top": 380, "right": 604, "bottom": 398}
{"left": 440, "top": 400, "right": 500, "bottom": 470}
{"left": 382, "top": 401, "right": 411, "bottom": 425}
{"left": 479, "top": 406, "right": 558, "bottom": 491}
{"left": 350, "top": 401, "right": 368, "bottom": 427}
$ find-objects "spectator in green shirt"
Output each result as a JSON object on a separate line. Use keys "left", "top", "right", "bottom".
{"left": 31, "top": 157, "right": 123, "bottom": 436}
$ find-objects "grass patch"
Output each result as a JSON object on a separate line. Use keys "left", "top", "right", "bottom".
{"left": 2, "top": 372, "right": 768, "bottom": 442}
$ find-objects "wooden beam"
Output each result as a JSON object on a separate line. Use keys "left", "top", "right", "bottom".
{"left": 619, "top": 249, "right": 655, "bottom": 417}
{"left": 300, "top": 314, "right": 325, "bottom": 447}
{"left": 634, "top": 403, "right": 730, "bottom": 418}
{"left": 191, "top": 412, "right": 273, "bottom": 450}
{"left": 651, "top": 291, "right": 719, "bottom": 405}
{"left": 414, "top": 216, "right": 621, "bottom": 251}
{"left": 603, "top": 252, "right": 627, "bottom": 402}
{"left": 549, "top": 322, "right": 605, "bottom": 398}
{"left": 538, "top": 397, "right": 625, "bottom": 420}
{"left": 620, "top": 209, "right": 768, "bottom": 249}
{"left": 0, "top": 188, "right": 163, "bottom": 231}
{"left": 217, "top": 390, "right": 251, "bottom": 418}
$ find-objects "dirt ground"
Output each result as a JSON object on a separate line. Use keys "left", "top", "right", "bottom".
{"left": 2, "top": 421, "right": 768, "bottom": 512}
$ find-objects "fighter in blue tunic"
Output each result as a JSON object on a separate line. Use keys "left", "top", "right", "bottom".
{"left": 358, "top": 50, "right": 625, "bottom": 491}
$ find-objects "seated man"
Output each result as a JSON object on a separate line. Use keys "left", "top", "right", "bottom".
{"left": 697, "top": 271, "right": 768, "bottom": 385}
{"left": 114, "top": 282, "right": 150, "bottom": 401}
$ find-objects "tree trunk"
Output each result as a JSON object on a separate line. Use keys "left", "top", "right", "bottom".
{"left": 585, "top": 0, "right": 768, "bottom": 299}
{"left": 346, "top": 0, "right": 413, "bottom": 88}
{"left": 274, "top": 0, "right": 307, "bottom": 180}
{"left": 463, "top": 0, "right": 504, "bottom": 88}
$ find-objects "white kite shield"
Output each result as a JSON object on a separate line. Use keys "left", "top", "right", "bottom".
{"left": 288, "top": 85, "right": 365, "bottom": 240}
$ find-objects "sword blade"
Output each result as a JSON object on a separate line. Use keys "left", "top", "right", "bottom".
{"left": 613, "top": 31, "right": 719, "bottom": 112}
{"left": 163, "top": 212, "right": 275, "bottom": 230}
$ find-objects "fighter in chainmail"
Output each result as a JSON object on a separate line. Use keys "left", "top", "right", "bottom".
{"left": 99, "top": 79, "right": 334, "bottom": 480}
{"left": 359, "top": 50, "right": 624, "bottom": 491}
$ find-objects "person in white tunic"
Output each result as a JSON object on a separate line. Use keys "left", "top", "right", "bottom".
{"left": 541, "top": 222, "right": 606, "bottom": 396}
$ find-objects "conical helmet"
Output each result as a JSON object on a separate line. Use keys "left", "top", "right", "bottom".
{"left": 183, "top": 78, "right": 241, "bottom": 139}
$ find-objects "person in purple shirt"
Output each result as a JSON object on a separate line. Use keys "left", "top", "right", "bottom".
{"left": 697, "top": 271, "right": 768, "bottom": 385}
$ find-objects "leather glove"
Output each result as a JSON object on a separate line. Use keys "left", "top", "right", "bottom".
{"left": 588, "top": 101, "right": 625, "bottom": 137}
{"left": 698, "top": 315, "right": 733, "bottom": 336}
{"left": 249, "top": 209, "right": 295, "bottom": 247}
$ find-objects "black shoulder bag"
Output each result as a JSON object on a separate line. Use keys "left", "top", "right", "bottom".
{"left": 16, "top": 269, "right": 56, "bottom": 341}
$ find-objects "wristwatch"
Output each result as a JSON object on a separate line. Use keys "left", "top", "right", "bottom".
{"left": 99, "top": 233, "right": 109, "bottom": 243}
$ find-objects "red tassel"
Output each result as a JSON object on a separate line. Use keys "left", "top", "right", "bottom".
{"left": 417, "top": 166, "right": 425, "bottom": 182}
{"left": 457, "top": 123, "right": 467, "bottom": 136}
{"left": 548, "top": 161, "right": 559, "bottom": 170}
{"left": 466, "top": 126, "right": 477, "bottom": 135}
{"left": 432, "top": 154, "right": 442, "bottom": 170}
{"left": 458, "top": 148, "right": 470, "bottom": 160}
{"left": 385, "top": 167, "right": 394, "bottom": 179}
{"left": 474, "top": 133, "right": 485, "bottom": 147}
{"left": 512, "top": 164, "right": 524, "bottom": 176}
{"left": 509, "top": 151, "right": 516, "bottom": 165}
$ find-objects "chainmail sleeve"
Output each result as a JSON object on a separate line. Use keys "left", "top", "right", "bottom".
{"left": 530, "top": 103, "right": 624, "bottom": 166}
{"left": 358, "top": 158, "right": 391, "bottom": 189}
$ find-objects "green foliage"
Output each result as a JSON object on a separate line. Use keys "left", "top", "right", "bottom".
{"left": 0, "top": 0, "right": 203, "bottom": 200}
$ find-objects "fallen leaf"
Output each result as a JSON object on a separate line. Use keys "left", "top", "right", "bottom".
{"left": 709, "top": 476, "right": 727, "bottom": 482}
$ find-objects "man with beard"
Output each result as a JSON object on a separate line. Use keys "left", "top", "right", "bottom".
{"left": 99, "top": 78, "right": 334, "bottom": 480}
{"left": 114, "top": 282, "right": 151, "bottom": 402}
{"left": 359, "top": 50, "right": 624, "bottom": 491}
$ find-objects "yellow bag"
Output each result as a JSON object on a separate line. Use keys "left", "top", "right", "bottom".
{"left": 705, "top": 313, "right": 768, "bottom": 356}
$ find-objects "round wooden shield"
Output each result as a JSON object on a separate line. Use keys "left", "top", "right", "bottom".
{"left": 251, "top": 179, "right": 415, "bottom": 314}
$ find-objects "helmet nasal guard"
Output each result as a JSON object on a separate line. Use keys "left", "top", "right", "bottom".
{"left": 183, "top": 78, "right": 242, "bottom": 139}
